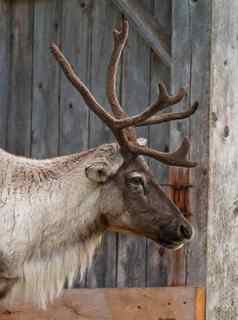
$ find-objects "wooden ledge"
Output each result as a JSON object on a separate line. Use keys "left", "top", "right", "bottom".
{"left": 0, "top": 287, "right": 205, "bottom": 320}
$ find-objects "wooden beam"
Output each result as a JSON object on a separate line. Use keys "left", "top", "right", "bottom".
{"left": 207, "top": 0, "right": 238, "bottom": 318}
{"left": 111, "top": 0, "right": 171, "bottom": 67}
{"left": 0, "top": 288, "right": 205, "bottom": 320}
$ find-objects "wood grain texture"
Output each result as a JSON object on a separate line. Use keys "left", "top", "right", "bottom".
{"left": 207, "top": 0, "right": 238, "bottom": 318}
{"left": 86, "top": 0, "right": 120, "bottom": 288}
{"left": 0, "top": 1, "right": 10, "bottom": 149}
{"left": 117, "top": 0, "right": 152, "bottom": 288}
{"left": 168, "top": 168, "right": 192, "bottom": 286}
{"left": 111, "top": 0, "right": 171, "bottom": 67}
{"left": 195, "top": 288, "right": 205, "bottom": 320}
{"left": 7, "top": 1, "right": 33, "bottom": 156}
{"left": 186, "top": 0, "right": 210, "bottom": 286}
{"left": 0, "top": 288, "right": 205, "bottom": 320}
{"left": 0, "top": 0, "right": 210, "bottom": 294}
{"left": 32, "top": 0, "right": 61, "bottom": 158}
{"left": 168, "top": 0, "right": 192, "bottom": 286}
{"left": 147, "top": 0, "right": 172, "bottom": 287}
{"left": 60, "top": 0, "right": 91, "bottom": 156}
{"left": 170, "top": 0, "right": 209, "bottom": 288}
{"left": 60, "top": 0, "right": 93, "bottom": 289}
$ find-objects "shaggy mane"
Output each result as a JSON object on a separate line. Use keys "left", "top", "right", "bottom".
{"left": 4, "top": 235, "right": 102, "bottom": 309}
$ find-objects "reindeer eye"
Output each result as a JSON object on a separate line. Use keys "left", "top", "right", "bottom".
{"left": 130, "top": 176, "right": 144, "bottom": 185}
{"left": 126, "top": 173, "right": 146, "bottom": 193}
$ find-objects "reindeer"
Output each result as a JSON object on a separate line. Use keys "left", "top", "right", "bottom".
{"left": 0, "top": 19, "right": 198, "bottom": 308}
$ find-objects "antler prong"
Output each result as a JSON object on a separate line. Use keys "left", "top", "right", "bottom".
{"left": 108, "top": 82, "right": 188, "bottom": 129}
{"left": 157, "top": 82, "right": 186, "bottom": 109}
{"left": 135, "top": 101, "right": 199, "bottom": 127}
{"left": 127, "top": 137, "right": 196, "bottom": 168}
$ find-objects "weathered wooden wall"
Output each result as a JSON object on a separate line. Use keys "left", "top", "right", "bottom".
{"left": 171, "top": 0, "right": 210, "bottom": 287}
{"left": 207, "top": 0, "right": 238, "bottom": 318}
{"left": 0, "top": 0, "right": 208, "bottom": 289}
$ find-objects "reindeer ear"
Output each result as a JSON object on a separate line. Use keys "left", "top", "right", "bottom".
{"left": 85, "top": 144, "right": 123, "bottom": 183}
{"left": 85, "top": 160, "right": 112, "bottom": 183}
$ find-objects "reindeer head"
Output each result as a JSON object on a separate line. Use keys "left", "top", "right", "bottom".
{"left": 51, "top": 19, "right": 198, "bottom": 250}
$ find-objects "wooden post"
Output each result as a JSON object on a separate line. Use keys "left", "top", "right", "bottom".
{"left": 207, "top": 0, "right": 238, "bottom": 318}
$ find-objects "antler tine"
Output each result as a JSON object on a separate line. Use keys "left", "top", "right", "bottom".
{"left": 156, "top": 82, "right": 186, "bottom": 111}
{"left": 107, "top": 17, "right": 129, "bottom": 119}
{"left": 112, "top": 81, "right": 186, "bottom": 129}
{"left": 136, "top": 101, "right": 199, "bottom": 127}
{"left": 127, "top": 137, "right": 197, "bottom": 168}
{"left": 106, "top": 17, "right": 187, "bottom": 131}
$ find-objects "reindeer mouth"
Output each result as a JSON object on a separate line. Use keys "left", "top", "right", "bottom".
{"left": 159, "top": 239, "right": 184, "bottom": 250}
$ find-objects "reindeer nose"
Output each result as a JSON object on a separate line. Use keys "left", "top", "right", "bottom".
{"left": 179, "top": 223, "right": 193, "bottom": 240}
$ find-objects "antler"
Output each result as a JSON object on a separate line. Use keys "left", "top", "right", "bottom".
{"left": 107, "top": 18, "right": 128, "bottom": 119}
{"left": 136, "top": 101, "right": 199, "bottom": 127}
{"left": 51, "top": 19, "right": 198, "bottom": 168}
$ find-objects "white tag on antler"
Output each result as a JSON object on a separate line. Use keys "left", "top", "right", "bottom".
{"left": 137, "top": 137, "right": 148, "bottom": 146}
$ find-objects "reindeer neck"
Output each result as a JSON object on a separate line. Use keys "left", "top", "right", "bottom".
{"left": 0, "top": 147, "right": 107, "bottom": 261}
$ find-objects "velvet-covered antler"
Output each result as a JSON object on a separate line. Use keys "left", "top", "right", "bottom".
{"left": 51, "top": 18, "right": 198, "bottom": 168}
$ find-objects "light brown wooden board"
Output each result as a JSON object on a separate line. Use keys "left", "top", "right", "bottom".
{"left": 0, "top": 288, "right": 205, "bottom": 320}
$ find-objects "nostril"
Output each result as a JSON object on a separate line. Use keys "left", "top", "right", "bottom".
{"left": 180, "top": 224, "right": 193, "bottom": 240}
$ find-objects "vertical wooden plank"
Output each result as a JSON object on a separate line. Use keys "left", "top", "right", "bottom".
{"left": 149, "top": 1, "right": 171, "bottom": 183}
{"left": 207, "top": 0, "right": 238, "bottom": 318}
{"left": 171, "top": 1, "right": 191, "bottom": 159}
{"left": 117, "top": 0, "right": 152, "bottom": 287}
{"left": 60, "top": 0, "right": 91, "bottom": 156}
{"left": 60, "top": 0, "right": 93, "bottom": 287}
{"left": 187, "top": 0, "right": 210, "bottom": 286}
{"left": 168, "top": 167, "right": 193, "bottom": 287}
{"left": 7, "top": 1, "right": 33, "bottom": 156}
{"left": 86, "top": 0, "right": 120, "bottom": 288}
{"left": 0, "top": 1, "right": 10, "bottom": 149}
{"left": 169, "top": 0, "right": 192, "bottom": 286}
{"left": 147, "top": 0, "right": 172, "bottom": 287}
{"left": 32, "top": 0, "right": 61, "bottom": 159}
